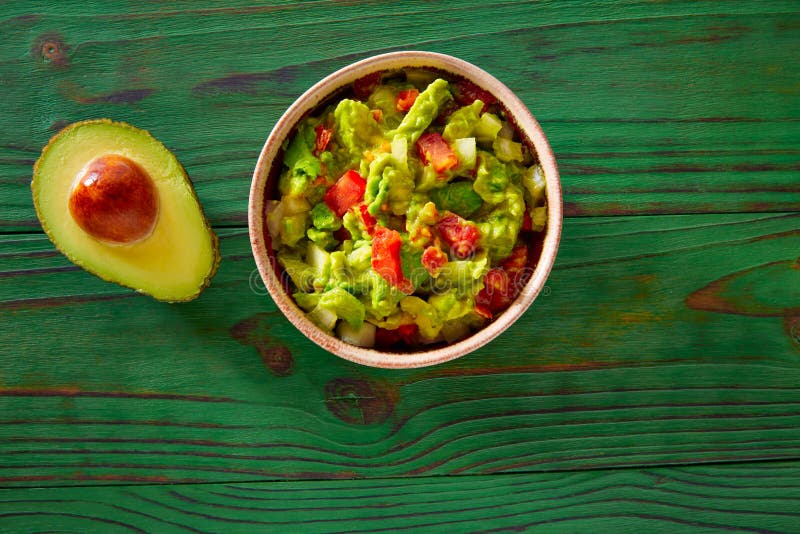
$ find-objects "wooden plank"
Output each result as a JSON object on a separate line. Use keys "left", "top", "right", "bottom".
{"left": 0, "top": 462, "right": 799, "bottom": 532}
{"left": 1, "top": 213, "right": 799, "bottom": 486}
{"left": 1, "top": 2, "right": 798, "bottom": 229}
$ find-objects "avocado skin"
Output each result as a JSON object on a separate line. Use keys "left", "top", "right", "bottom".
{"left": 32, "top": 119, "right": 221, "bottom": 302}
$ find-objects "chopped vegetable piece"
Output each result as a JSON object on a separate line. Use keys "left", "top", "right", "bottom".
{"left": 371, "top": 226, "right": 414, "bottom": 294}
{"left": 421, "top": 245, "right": 448, "bottom": 277}
{"left": 359, "top": 203, "right": 377, "bottom": 234}
{"left": 318, "top": 287, "right": 366, "bottom": 329}
{"left": 324, "top": 170, "right": 367, "bottom": 218}
{"left": 451, "top": 137, "right": 477, "bottom": 172}
{"left": 429, "top": 181, "right": 483, "bottom": 218}
{"left": 522, "top": 210, "right": 533, "bottom": 231}
{"left": 442, "top": 101, "right": 483, "bottom": 142}
{"left": 376, "top": 323, "right": 419, "bottom": 347}
{"left": 501, "top": 245, "right": 530, "bottom": 294}
{"left": 493, "top": 136, "right": 524, "bottom": 162}
{"left": 453, "top": 79, "right": 497, "bottom": 108}
{"left": 501, "top": 245, "right": 528, "bottom": 274}
{"left": 353, "top": 71, "right": 383, "bottom": 99}
{"left": 436, "top": 212, "right": 480, "bottom": 260}
{"left": 395, "top": 88, "right": 419, "bottom": 112}
{"left": 475, "top": 268, "right": 512, "bottom": 315}
{"left": 416, "top": 132, "right": 458, "bottom": 173}
{"left": 313, "top": 124, "right": 333, "bottom": 155}
{"left": 337, "top": 321, "right": 376, "bottom": 347}
{"left": 310, "top": 202, "right": 341, "bottom": 231}
{"left": 392, "top": 78, "right": 452, "bottom": 144}
{"left": 474, "top": 113, "right": 503, "bottom": 145}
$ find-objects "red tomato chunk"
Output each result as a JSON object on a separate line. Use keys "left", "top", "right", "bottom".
{"left": 453, "top": 79, "right": 497, "bottom": 109}
{"left": 359, "top": 203, "right": 377, "bottom": 235}
{"left": 475, "top": 246, "right": 530, "bottom": 319}
{"left": 313, "top": 124, "right": 333, "bottom": 155}
{"left": 375, "top": 323, "right": 420, "bottom": 347}
{"left": 522, "top": 210, "right": 533, "bottom": 231}
{"left": 436, "top": 213, "right": 480, "bottom": 260}
{"left": 416, "top": 132, "right": 458, "bottom": 173}
{"left": 421, "top": 245, "right": 448, "bottom": 276}
{"left": 353, "top": 71, "right": 383, "bottom": 100}
{"left": 395, "top": 88, "right": 419, "bottom": 112}
{"left": 324, "top": 170, "right": 366, "bottom": 218}
{"left": 501, "top": 245, "right": 530, "bottom": 296}
{"left": 475, "top": 268, "right": 512, "bottom": 319}
{"left": 372, "top": 226, "right": 414, "bottom": 294}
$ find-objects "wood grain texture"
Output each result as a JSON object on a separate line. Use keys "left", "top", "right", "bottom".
{"left": 2, "top": 213, "right": 799, "bottom": 486}
{"left": 1, "top": 1, "right": 799, "bottom": 229}
{"left": 1, "top": 2, "right": 800, "bottom": 526}
{"left": 1, "top": 462, "right": 799, "bottom": 533}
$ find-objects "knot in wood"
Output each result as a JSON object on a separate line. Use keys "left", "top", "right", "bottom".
{"left": 324, "top": 378, "right": 395, "bottom": 425}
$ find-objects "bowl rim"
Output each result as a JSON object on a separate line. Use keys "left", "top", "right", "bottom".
{"left": 249, "top": 50, "right": 562, "bottom": 369}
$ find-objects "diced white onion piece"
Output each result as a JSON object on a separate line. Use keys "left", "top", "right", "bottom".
{"left": 283, "top": 196, "right": 311, "bottom": 215}
{"left": 266, "top": 200, "right": 285, "bottom": 242}
{"left": 475, "top": 113, "right": 502, "bottom": 144}
{"left": 522, "top": 164, "right": 546, "bottom": 205}
{"left": 337, "top": 321, "right": 376, "bottom": 347}
{"left": 391, "top": 136, "right": 408, "bottom": 166}
{"left": 494, "top": 137, "right": 524, "bottom": 162}
{"left": 308, "top": 306, "right": 337, "bottom": 331}
{"left": 306, "top": 242, "right": 330, "bottom": 274}
{"left": 532, "top": 165, "right": 546, "bottom": 203}
{"left": 498, "top": 121, "right": 515, "bottom": 139}
{"left": 453, "top": 137, "right": 476, "bottom": 170}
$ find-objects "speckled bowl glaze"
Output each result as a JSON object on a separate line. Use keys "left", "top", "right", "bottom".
{"left": 249, "top": 51, "right": 562, "bottom": 368}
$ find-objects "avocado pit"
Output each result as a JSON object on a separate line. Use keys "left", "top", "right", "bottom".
{"left": 68, "top": 154, "right": 159, "bottom": 245}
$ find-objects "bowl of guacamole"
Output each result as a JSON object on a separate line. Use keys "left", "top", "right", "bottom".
{"left": 249, "top": 51, "right": 562, "bottom": 368}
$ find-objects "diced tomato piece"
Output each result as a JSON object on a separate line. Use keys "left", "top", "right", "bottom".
{"left": 476, "top": 268, "right": 513, "bottom": 315}
{"left": 313, "top": 124, "right": 332, "bottom": 155}
{"left": 375, "top": 327, "right": 402, "bottom": 347}
{"left": 371, "top": 109, "right": 383, "bottom": 122}
{"left": 353, "top": 71, "right": 383, "bottom": 100}
{"left": 397, "top": 323, "right": 420, "bottom": 345}
{"left": 375, "top": 323, "right": 419, "bottom": 348}
{"left": 359, "top": 204, "right": 377, "bottom": 235}
{"left": 416, "top": 132, "right": 458, "bottom": 174}
{"left": 324, "top": 170, "right": 366, "bottom": 218}
{"left": 395, "top": 88, "right": 419, "bottom": 112}
{"left": 475, "top": 247, "right": 529, "bottom": 317}
{"left": 372, "top": 226, "right": 414, "bottom": 293}
{"left": 522, "top": 210, "right": 533, "bottom": 231}
{"left": 436, "top": 213, "right": 480, "bottom": 260}
{"left": 453, "top": 79, "right": 497, "bottom": 109}
{"left": 501, "top": 245, "right": 530, "bottom": 297}
{"left": 475, "top": 303, "right": 493, "bottom": 320}
{"left": 333, "top": 226, "right": 351, "bottom": 242}
{"left": 421, "top": 246, "right": 448, "bottom": 277}
{"left": 501, "top": 246, "right": 528, "bottom": 276}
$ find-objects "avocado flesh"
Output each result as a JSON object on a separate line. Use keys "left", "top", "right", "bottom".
{"left": 32, "top": 119, "right": 220, "bottom": 302}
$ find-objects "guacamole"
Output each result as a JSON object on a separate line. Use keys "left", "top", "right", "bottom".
{"left": 267, "top": 69, "right": 547, "bottom": 349}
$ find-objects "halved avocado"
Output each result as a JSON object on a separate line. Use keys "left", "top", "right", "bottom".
{"left": 32, "top": 119, "right": 220, "bottom": 302}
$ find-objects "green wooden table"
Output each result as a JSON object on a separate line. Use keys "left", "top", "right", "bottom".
{"left": 2, "top": 1, "right": 800, "bottom": 531}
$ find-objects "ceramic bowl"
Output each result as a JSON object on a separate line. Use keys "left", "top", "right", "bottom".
{"left": 249, "top": 51, "right": 562, "bottom": 368}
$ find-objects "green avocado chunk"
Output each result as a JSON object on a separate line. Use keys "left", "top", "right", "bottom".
{"left": 391, "top": 78, "right": 452, "bottom": 144}
{"left": 429, "top": 181, "right": 483, "bottom": 218}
